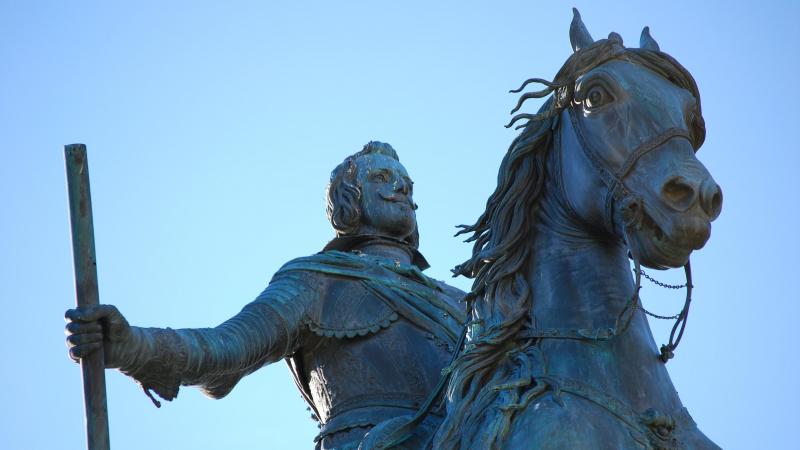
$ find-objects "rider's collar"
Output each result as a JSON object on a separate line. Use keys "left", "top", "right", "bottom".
{"left": 322, "top": 234, "right": 430, "bottom": 271}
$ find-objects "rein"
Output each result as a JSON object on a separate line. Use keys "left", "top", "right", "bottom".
{"left": 657, "top": 262, "right": 693, "bottom": 362}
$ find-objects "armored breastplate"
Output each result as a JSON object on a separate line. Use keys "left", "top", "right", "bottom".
{"left": 294, "top": 265, "right": 464, "bottom": 443}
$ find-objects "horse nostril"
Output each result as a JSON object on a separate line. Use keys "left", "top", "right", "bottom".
{"left": 700, "top": 181, "right": 723, "bottom": 220}
{"left": 661, "top": 177, "right": 696, "bottom": 210}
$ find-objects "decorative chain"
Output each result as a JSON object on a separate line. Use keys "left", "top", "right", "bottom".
{"left": 637, "top": 305, "right": 681, "bottom": 320}
{"left": 633, "top": 268, "right": 686, "bottom": 320}
{"left": 634, "top": 268, "right": 687, "bottom": 290}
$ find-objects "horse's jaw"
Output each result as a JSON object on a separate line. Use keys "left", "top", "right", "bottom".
{"left": 627, "top": 212, "right": 704, "bottom": 269}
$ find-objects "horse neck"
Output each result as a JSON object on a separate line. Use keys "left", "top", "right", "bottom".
{"left": 527, "top": 178, "right": 685, "bottom": 414}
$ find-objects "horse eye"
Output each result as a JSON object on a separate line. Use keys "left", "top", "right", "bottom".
{"left": 373, "top": 173, "right": 387, "bottom": 182}
{"left": 585, "top": 86, "right": 611, "bottom": 110}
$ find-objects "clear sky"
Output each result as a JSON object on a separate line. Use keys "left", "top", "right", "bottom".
{"left": 1, "top": 1, "right": 798, "bottom": 449}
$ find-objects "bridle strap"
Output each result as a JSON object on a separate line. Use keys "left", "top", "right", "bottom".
{"left": 567, "top": 107, "right": 692, "bottom": 234}
{"left": 567, "top": 107, "right": 628, "bottom": 233}
{"left": 524, "top": 107, "right": 694, "bottom": 362}
{"left": 617, "top": 127, "right": 692, "bottom": 179}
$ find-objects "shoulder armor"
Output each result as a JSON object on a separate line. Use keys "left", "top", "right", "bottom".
{"left": 303, "top": 279, "right": 399, "bottom": 338}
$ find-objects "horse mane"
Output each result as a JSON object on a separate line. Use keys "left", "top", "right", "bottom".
{"left": 435, "top": 38, "right": 706, "bottom": 449}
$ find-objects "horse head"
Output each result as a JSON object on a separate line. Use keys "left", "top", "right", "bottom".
{"left": 509, "top": 8, "right": 721, "bottom": 270}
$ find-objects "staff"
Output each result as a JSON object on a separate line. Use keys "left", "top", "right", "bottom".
{"left": 65, "top": 143, "right": 110, "bottom": 450}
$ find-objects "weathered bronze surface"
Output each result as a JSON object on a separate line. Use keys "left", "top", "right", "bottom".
{"left": 433, "top": 9, "right": 721, "bottom": 450}
{"left": 66, "top": 9, "right": 723, "bottom": 449}
{"left": 65, "top": 142, "right": 467, "bottom": 449}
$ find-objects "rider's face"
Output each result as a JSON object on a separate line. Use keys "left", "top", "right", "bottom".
{"left": 354, "top": 154, "right": 417, "bottom": 240}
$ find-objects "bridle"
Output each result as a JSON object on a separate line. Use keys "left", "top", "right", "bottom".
{"left": 517, "top": 104, "right": 695, "bottom": 363}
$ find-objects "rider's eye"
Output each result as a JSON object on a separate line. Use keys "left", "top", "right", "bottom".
{"left": 584, "top": 85, "right": 612, "bottom": 110}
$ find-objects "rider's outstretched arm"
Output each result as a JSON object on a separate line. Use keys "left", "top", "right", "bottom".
{"left": 66, "top": 269, "right": 319, "bottom": 403}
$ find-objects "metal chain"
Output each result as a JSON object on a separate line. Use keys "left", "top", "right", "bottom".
{"left": 637, "top": 304, "right": 681, "bottom": 320}
{"left": 633, "top": 268, "right": 687, "bottom": 290}
{"left": 633, "top": 268, "right": 685, "bottom": 319}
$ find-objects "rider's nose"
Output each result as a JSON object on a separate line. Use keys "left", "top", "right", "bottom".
{"left": 699, "top": 179, "right": 722, "bottom": 220}
{"left": 661, "top": 176, "right": 697, "bottom": 211}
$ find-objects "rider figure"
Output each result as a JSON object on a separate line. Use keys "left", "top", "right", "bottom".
{"left": 65, "top": 141, "right": 466, "bottom": 449}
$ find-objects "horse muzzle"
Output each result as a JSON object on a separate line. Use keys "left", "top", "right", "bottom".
{"left": 624, "top": 140, "right": 722, "bottom": 268}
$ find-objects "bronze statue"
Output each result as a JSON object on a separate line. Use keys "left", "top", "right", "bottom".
{"left": 65, "top": 10, "right": 725, "bottom": 449}
{"left": 65, "top": 141, "right": 467, "bottom": 449}
{"left": 433, "top": 10, "right": 722, "bottom": 450}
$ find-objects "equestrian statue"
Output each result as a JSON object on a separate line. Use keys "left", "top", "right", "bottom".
{"left": 65, "top": 9, "right": 723, "bottom": 449}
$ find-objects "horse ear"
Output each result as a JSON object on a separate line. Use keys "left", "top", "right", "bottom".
{"left": 640, "top": 26, "right": 660, "bottom": 51}
{"left": 570, "top": 8, "right": 594, "bottom": 52}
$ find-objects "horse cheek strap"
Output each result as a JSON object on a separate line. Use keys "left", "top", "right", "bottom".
{"left": 568, "top": 106, "right": 694, "bottom": 363}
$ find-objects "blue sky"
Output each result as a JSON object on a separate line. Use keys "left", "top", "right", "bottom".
{"left": 1, "top": 1, "right": 798, "bottom": 449}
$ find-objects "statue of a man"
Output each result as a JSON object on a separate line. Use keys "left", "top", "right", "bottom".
{"left": 65, "top": 141, "right": 466, "bottom": 449}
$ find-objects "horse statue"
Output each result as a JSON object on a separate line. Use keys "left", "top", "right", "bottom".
{"left": 432, "top": 10, "right": 722, "bottom": 450}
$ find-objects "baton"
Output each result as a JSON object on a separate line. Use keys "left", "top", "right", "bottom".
{"left": 65, "top": 143, "right": 111, "bottom": 450}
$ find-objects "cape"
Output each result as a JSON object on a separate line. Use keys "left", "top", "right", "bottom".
{"left": 275, "top": 249, "right": 467, "bottom": 430}
{"left": 276, "top": 250, "right": 466, "bottom": 344}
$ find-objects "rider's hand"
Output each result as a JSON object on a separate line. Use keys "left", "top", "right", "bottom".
{"left": 64, "top": 304, "right": 133, "bottom": 368}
